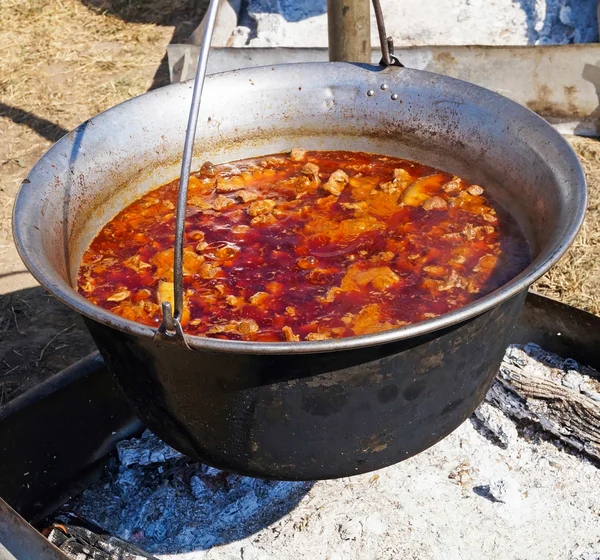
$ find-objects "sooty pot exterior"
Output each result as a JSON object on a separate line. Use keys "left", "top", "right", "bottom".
{"left": 13, "top": 63, "right": 586, "bottom": 480}
{"left": 84, "top": 292, "right": 525, "bottom": 480}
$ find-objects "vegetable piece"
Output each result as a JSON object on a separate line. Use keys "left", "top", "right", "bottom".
{"left": 156, "top": 281, "right": 190, "bottom": 326}
{"left": 401, "top": 174, "right": 446, "bottom": 206}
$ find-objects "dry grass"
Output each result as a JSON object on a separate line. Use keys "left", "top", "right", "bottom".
{"left": 1, "top": 0, "right": 599, "bottom": 318}
{"left": 0, "top": 0, "right": 205, "bottom": 242}
{"left": 531, "top": 136, "right": 600, "bottom": 316}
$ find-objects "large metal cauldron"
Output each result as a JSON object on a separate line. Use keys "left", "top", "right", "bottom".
{"left": 13, "top": 63, "right": 586, "bottom": 479}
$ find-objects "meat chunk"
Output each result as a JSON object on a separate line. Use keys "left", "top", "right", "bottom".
{"left": 310, "top": 216, "right": 385, "bottom": 244}
{"left": 238, "top": 319, "right": 259, "bottom": 335}
{"left": 251, "top": 214, "right": 277, "bottom": 226}
{"left": 260, "top": 156, "right": 287, "bottom": 168}
{"left": 473, "top": 254, "right": 498, "bottom": 273}
{"left": 237, "top": 190, "right": 259, "bottom": 203}
{"left": 393, "top": 168, "right": 412, "bottom": 183}
{"left": 213, "top": 194, "right": 235, "bottom": 211}
{"left": 378, "top": 168, "right": 413, "bottom": 194}
{"left": 340, "top": 201, "right": 368, "bottom": 214}
{"left": 422, "top": 196, "right": 448, "bottom": 211}
{"left": 423, "top": 265, "right": 446, "bottom": 278}
{"left": 306, "top": 332, "right": 331, "bottom": 341}
{"left": 200, "top": 161, "right": 217, "bottom": 177}
{"left": 123, "top": 254, "right": 151, "bottom": 272}
{"left": 438, "top": 270, "right": 468, "bottom": 291}
{"left": 467, "top": 184, "right": 484, "bottom": 196}
{"left": 182, "top": 251, "right": 206, "bottom": 275}
{"left": 282, "top": 326, "right": 300, "bottom": 341}
{"left": 326, "top": 264, "right": 400, "bottom": 297}
{"left": 442, "top": 177, "right": 462, "bottom": 193}
{"left": 442, "top": 232, "right": 462, "bottom": 241}
{"left": 232, "top": 225, "right": 251, "bottom": 234}
{"left": 300, "top": 162, "right": 320, "bottom": 183}
{"left": 226, "top": 295, "right": 245, "bottom": 308}
{"left": 247, "top": 199, "right": 276, "bottom": 217}
{"left": 206, "top": 319, "right": 259, "bottom": 336}
{"left": 249, "top": 291, "right": 269, "bottom": 306}
{"left": 198, "top": 263, "right": 221, "bottom": 279}
{"left": 106, "top": 287, "right": 130, "bottom": 302}
{"left": 216, "top": 175, "right": 245, "bottom": 192}
{"left": 323, "top": 169, "right": 349, "bottom": 196}
{"left": 188, "top": 196, "right": 213, "bottom": 212}
{"left": 370, "top": 251, "right": 395, "bottom": 264}
{"left": 151, "top": 248, "right": 205, "bottom": 281}
{"left": 344, "top": 303, "right": 399, "bottom": 335}
{"left": 378, "top": 181, "right": 398, "bottom": 194}
{"left": 290, "top": 148, "right": 306, "bottom": 161}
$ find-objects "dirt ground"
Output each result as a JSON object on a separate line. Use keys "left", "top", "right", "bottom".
{"left": 1, "top": 0, "right": 599, "bottom": 403}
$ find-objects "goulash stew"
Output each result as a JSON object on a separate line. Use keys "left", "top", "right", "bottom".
{"left": 78, "top": 150, "right": 530, "bottom": 341}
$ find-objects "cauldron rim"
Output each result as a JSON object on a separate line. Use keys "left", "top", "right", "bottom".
{"left": 13, "top": 62, "right": 587, "bottom": 355}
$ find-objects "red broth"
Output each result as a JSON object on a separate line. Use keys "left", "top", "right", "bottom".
{"left": 77, "top": 150, "right": 530, "bottom": 341}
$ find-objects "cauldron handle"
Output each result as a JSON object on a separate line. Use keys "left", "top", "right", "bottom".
{"left": 156, "top": 0, "right": 402, "bottom": 345}
{"left": 372, "top": 0, "right": 404, "bottom": 67}
{"left": 155, "top": 0, "right": 220, "bottom": 347}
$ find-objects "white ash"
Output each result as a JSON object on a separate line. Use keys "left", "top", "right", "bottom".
{"left": 473, "top": 401, "right": 518, "bottom": 448}
{"left": 66, "top": 344, "right": 600, "bottom": 560}
{"left": 488, "top": 476, "right": 521, "bottom": 506}
{"left": 117, "top": 430, "right": 183, "bottom": 467}
{"left": 238, "top": 0, "right": 598, "bottom": 48}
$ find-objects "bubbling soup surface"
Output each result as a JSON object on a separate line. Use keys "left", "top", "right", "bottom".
{"left": 77, "top": 150, "right": 531, "bottom": 341}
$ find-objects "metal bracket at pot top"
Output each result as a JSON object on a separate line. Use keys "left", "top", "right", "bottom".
{"left": 372, "top": 0, "right": 404, "bottom": 68}
{"left": 155, "top": 0, "right": 402, "bottom": 345}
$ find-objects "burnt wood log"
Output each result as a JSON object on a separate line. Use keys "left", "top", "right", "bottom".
{"left": 481, "top": 344, "right": 600, "bottom": 461}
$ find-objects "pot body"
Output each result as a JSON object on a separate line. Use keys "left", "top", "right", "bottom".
{"left": 13, "top": 63, "right": 586, "bottom": 479}
{"left": 85, "top": 292, "right": 525, "bottom": 479}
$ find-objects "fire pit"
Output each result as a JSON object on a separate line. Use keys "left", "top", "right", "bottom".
{"left": 2, "top": 293, "right": 600, "bottom": 559}
{"left": 10, "top": 0, "right": 587, "bottom": 481}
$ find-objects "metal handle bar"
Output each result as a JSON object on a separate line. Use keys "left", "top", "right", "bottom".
{"left": 157, "top": 0, "right": 402, "bottom": 343}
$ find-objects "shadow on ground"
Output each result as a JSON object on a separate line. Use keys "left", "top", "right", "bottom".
{"left": 0, "top": 103, "right": 69, "bottom": 143}
{"left": 0, "top": 286, "right": 96, "bottom": 405}
{"left": 80, "top": 0, "right": 210, "bottom": 89}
